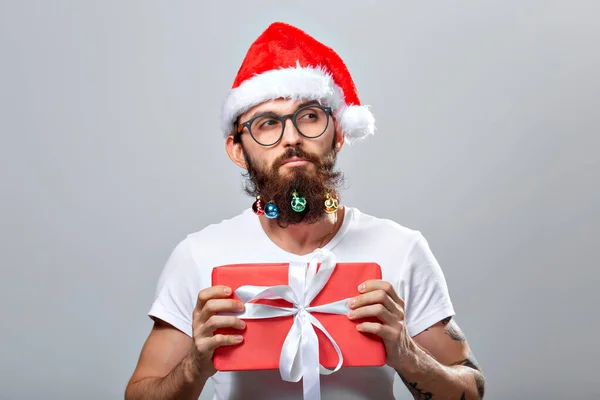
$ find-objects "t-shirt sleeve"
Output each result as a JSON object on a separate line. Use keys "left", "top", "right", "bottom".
{"left": 399, "top": 232, "right": 456, "bottom": 337}
{"left": 148, "top": 236, "right": 203, "bottom": 337}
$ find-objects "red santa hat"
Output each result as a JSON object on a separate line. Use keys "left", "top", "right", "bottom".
{"left": 220, "top": 22, "right": 375, "bottom": 145}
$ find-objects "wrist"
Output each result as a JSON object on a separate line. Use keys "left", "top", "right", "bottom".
{"left": 183, "top": 353, "right": 211, "bottom": 385}
{"left": 394, "top": 338, "right": 424, "bottom": 376}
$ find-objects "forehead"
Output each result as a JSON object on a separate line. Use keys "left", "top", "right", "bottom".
{"left": 239, "top": 98, "right": 321, "bottom": 120}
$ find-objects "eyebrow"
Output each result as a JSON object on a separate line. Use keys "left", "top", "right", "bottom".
{"left": 247, "top": 100, "right": 320, "bottom": 120}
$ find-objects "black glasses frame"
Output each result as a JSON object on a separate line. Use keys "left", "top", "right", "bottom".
{"left": 235, "top": 104, "right": 333, "bottom": 146}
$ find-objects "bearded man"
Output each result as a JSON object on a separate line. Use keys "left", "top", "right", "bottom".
{"left": 125, "top": 22, "right": 485, "bottom": 400}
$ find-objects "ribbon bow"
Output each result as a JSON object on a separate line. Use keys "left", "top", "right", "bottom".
{"left": 234, "top": 249, "right": 351, "bottom": 400}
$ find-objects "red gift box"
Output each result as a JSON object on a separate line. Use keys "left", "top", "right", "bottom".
{"left": 211, "top": 260, "right": 386, "bottom": 372}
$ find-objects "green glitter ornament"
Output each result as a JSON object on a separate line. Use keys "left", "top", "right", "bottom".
{"left": 290, "top": 191, "right": 307, "bottom": 212}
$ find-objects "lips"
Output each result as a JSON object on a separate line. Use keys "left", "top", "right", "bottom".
{"left": 281, "top": 157, "right": 309, "bottom": 165}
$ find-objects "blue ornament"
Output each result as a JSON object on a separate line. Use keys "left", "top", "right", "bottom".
{"left": 264, "top": 202, "right": 279, "bottom": 219}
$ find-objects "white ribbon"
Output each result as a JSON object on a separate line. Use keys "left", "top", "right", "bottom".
{"left": 233, "top": 248, "right": 351, "bottom": 400}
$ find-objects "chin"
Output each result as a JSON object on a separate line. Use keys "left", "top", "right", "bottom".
{"left": 279, "top": 165, "right": 315, "bottom": 179}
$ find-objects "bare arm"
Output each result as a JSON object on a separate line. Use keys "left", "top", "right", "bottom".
{"left": 124, "top": 319, "right": 209, "bottom": 400}
{"left": 347, "top": 280, "right": 485, "bottom": 399}
{"left": 397, "top": 317, "right": 485, "bottom": 399}
{"left": 125, "top": 286, "right": 246, "bottom": 400}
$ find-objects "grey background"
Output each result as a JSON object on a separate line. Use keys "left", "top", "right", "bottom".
{"left": 1, "top": 1, "right": 598, "bottom": 399}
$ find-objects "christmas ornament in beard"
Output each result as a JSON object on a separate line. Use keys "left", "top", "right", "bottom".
{"left": 242, "top": 144, "right": 343, "bottom": 228}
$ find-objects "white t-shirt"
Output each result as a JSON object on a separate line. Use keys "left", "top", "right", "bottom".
{"left": 148, "top": 206, "right": 455, "bottom": 400}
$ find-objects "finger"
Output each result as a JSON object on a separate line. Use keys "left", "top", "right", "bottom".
{"left": 200, "top": 315, "right": 246, "bottom": 337}
{"left": 348, "top": 303, "right": 396, "bottom": 325}
{"left": 356, "top": 321, "right": 396, "bottom": 339}
{"left": 204, "top": 334, "right": 244, "bottom": 352}
{"left": 198, "top": 299, "right": 245, "bottom": 323}
{"left": 350, "top": 289, "right": 401, "bottom": 317}
{"left": 195, "top": 286, "right": 233, "bottom": 314}
{"left": 358, "top": 280, "right": 405, "bottom": 308}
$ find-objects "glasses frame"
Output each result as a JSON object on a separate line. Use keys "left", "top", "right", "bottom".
{"left": 235, "top": 104, "right": 333, "bottom": 147}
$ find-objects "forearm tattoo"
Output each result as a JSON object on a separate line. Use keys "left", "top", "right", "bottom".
{"left": 451, "top": 352, "right": 485, "bottom": 399}
{"left": 399, "top": 375, "right": 433, "bottom": 400}
{"left": 402, "top": 318, "right": 485, "bottom": 399}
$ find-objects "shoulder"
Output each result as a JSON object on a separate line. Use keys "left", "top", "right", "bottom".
{"left": 347, "top": 207, "right": 425, "bottom": 248}
{"left": 168, "top": 208, "right": 259, "bottom": 266}
{"left": 186, "top": 208, "right": 256, "bottom": 245}
{"left": 346, "top": 207, "right": 442, "bottom": 274}
{"left": 155, "top": 209, "right": 256, "bottom": 286}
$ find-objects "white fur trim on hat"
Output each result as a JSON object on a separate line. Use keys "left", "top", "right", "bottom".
{"left": 220, "top": 64, "right": 375, "bottom": 144}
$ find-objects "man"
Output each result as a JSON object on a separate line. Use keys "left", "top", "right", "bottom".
{"left": 125, "top": 22, "right": 485, "bottom": 399}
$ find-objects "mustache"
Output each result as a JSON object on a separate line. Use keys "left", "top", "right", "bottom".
{"left": 272, "top": 147, "right": 323, "bottom": 169}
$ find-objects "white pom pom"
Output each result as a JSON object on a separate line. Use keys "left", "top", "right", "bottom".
{"left": 337, "top": 105, "right": 376, "bottom": 145}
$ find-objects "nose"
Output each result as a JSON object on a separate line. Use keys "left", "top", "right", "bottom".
{"left": 280, "top": 118, "right": 303, "bottom": 147}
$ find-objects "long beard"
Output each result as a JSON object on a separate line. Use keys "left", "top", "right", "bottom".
{"left": 242, "top": 144, "right": 344, "bottom": 228}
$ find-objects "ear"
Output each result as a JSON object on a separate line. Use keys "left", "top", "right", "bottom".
{"left": 225, "top": 135, "right": 248, "bottom": 169}
{"left": 333, "top": 118, "right": 345, "bottom": 153}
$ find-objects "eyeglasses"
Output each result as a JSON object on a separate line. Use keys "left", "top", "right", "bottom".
{"left": 235, "top": 104, "right": 333, "bottom": 146}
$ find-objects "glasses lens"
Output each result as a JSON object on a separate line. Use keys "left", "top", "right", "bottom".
{"left": 250, "top": 114, "right": 283, "bottom": 145}
{"left": 295, "top": 106, "right": 329, "bottom": 138}
{"left": 248, "top": 106, "right": 330, "bottom": 145}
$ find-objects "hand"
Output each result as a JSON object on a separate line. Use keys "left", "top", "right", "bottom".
{"left": 347, "top": 280, "right": 413, "bottom": 371}
{"left": 190, "top": 285, "right": 246, "bottom": 377}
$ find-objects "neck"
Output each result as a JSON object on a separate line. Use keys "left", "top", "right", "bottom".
{"left": 259, "top": 206, "right": 344, "bottom": 256}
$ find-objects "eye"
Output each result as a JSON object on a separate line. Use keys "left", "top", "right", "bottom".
{"left": 261, "top": 119, "right": 278, "bottom": 127}
{"left": 297, "top": 107, "right": 322, "bottom": 122}
{"left": 252, "top": 115, "right": 281, "bottom": 131}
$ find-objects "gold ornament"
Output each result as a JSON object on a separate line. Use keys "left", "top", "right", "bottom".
{"left": 324, "top": 192, "right": 339, "bottom": 214}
